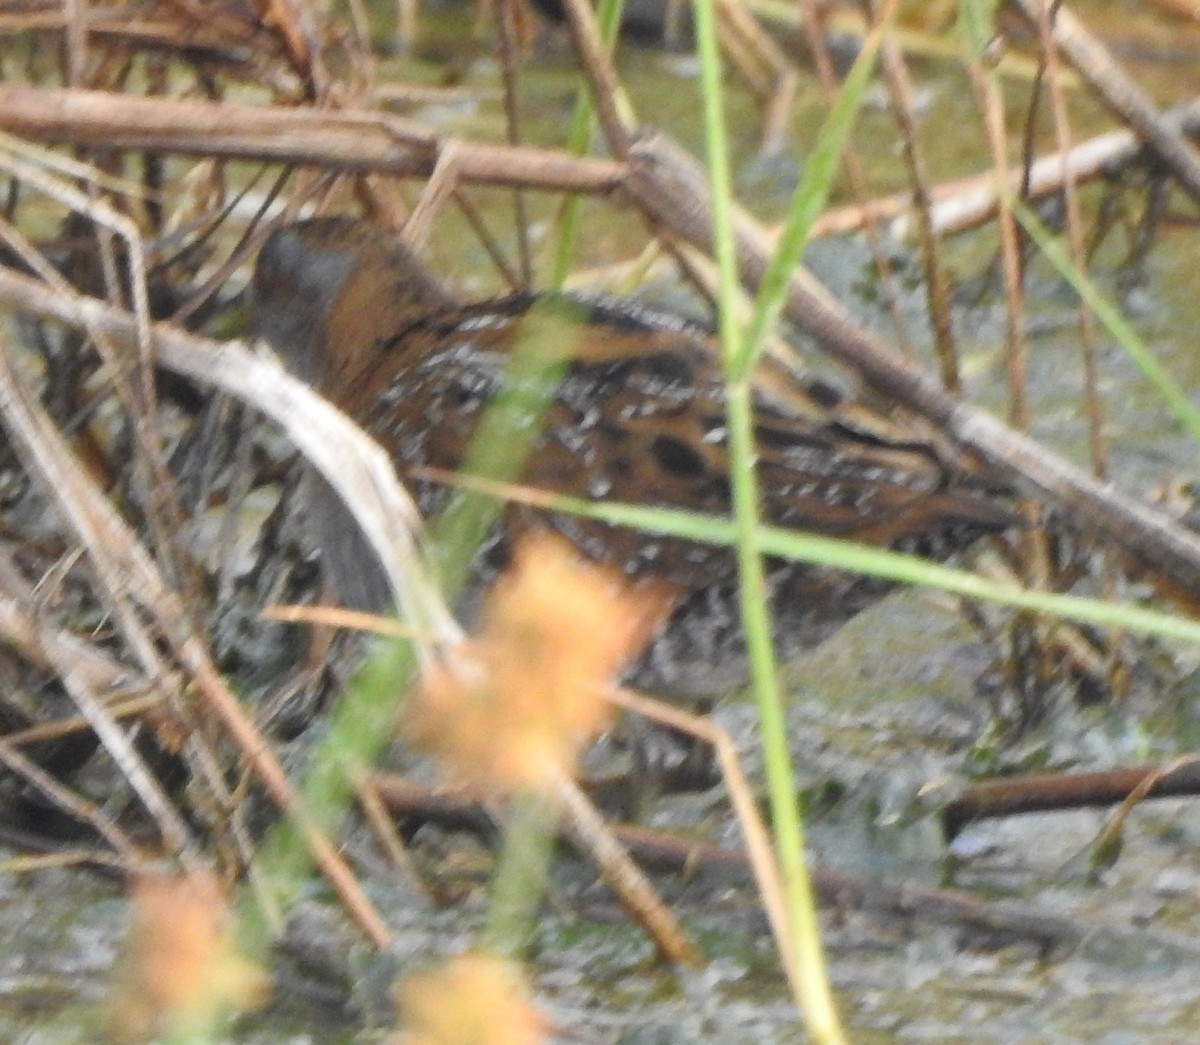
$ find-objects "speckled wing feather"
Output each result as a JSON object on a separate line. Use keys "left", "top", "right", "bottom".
{"left": 318, "top": 290, "right": 1011, "bottom": 592}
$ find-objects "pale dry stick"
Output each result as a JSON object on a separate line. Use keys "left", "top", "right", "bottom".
{"left": 759, "top": 68, "right": 798, "bottom": 159}
{"left": 610, "top": 688, "right": 798, "bottom": 996}
{"left": 40, "top": 636, "right": 197, "bottom": 868}
{"left": 716, "top": 0, "right": 793, "bottom": 90}
{"left": 495, "top": 0, "right": 534, "bottom": 287}
{"left": 969, "top": 69, "right": 1028, "bottom": 427}
{"left": 738, "top": 3, "right": 1073, "bottom": 88}
{"left": 3, "top": 389, "right": 253, "bottom": 890}
{"left": 369, "top": 83, "right": 501, "bottom": 107}
{"left": 0, "top": 551, "right": 194, "bottom": 847}
{"left": 715, "top": 18, "right": 772, "bottom": 98}
{"left": 1031, "top": 1, "right": 1120, "bottom": 685}
{"left": 341, "top": 0, "right": 373, "bottom": 69}
{"left": 185, "top": 648, "right": 394, "bottom": 947}
{"left": 1103, "top": 756, "right": 1196, "bottom": 842}
{"left": 0, "top": 263, "right": 461, "bottom": 945}
{"left": 0, "top": 8, "right": 123, "bottom": 32}
{"left": 404, "top": 140, "right": 467, "bottom": 250}
{"left": 210, "top": 405, "right": 261, "bottom": 604}
{"left": 0, "top": 127, "right": 156, "bottom": 200}
{"left": 623, "top": 130, "right": 1200, "bottom": 596}
{"left": 0, "top": 694, "right": 162, "bottom": 749}
{"left": 181, "top": 703, "right": 263, "bottom": 881}
{"left": 972, "top": 549, "right": 1109, "bottom": 681}
{"left": 62, "top": 0, "right": 85, "bottom": 87}
{"left": 1, "top": 850, "right": 130, "bottom": 873}
{"left": 357, "top": 779, "right": 442, "bottom": 905}
{"left": 253, "top": 0, "right": 328, "bottom": 99}
{"left": 0, "top": 85, "right": 625, "bottom": 192}
{"left": 966, "top": 53, "right": 1060, "bottom": 640}
{"left": 0, "top": 9, "right": 263, "bottom": 55}
{"left": 553, "top": 768, "right": 702, "bottom": 967}
{"left": 556, "top": 0, "right": 637, "bottom": 158}
{"left": 0, "top": 552, "right": 153, "bottom": 694}
{"left": 813, "top": 98, "right": 1200, "bottom": 239}
{"left": 0, "top": 340, "right": 204, "bottom": 867}
{"left": 0, "top": 137, "right": 189, "bottom": 607}
{"left": 0, "top": 217, "right": 160, "bottom": 445}
{"left": 394, "top": 0, "right": 417, "bottom": 51}
{"left": 448, "top": 187, "right": 525, "bottom": 291}
{"left": 264, "top": 603, "right": 419, "bottom": 639}
{"left": 713, "top": 0, "right": 798, "bottom": 151}
{"left": 0, "top": 220, "right": 248, "bottom": 857}
{"left": 0, "top": 138, "right": 154, "bottom": 409}
{"left": 1007, "top": 0, "right": 1200, "bottom": 205}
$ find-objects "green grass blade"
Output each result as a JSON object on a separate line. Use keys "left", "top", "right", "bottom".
{"left": 738, "top": 14, "right": 888, "bottom": 377}
{"left": 1014, "top": 198, "right": 1200, "bottom": 444}
{"left": 693, "top": 0, "right": 846, "bottom": 1037}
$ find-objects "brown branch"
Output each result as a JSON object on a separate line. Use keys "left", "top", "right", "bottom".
{"left": 942, "top": 757, "right": 1200, "bottom": 840}
{"left": 0, "top": 85, "right": 625, "bottom": 192}
{"left": 371, "top": 770, "right": 1200, "bottom": 961}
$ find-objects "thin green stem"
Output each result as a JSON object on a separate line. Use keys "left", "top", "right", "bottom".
{"left": 1014, "top": 199, "right": 1200, "bottom": 444}
{"left": 693, "top": 0, "right": 846, "bottom": 1038}
{"left": 481, "top": 789, "right": 560, "bottom": 957}
{"left": 548, "top": 0, "right": 627, "bottom": 289}
{"left": 434, "top": 480, "right": 1200, "bottom": 647}
{"left": 240, "top": 638, "right": 419, "bottom": 949}
{"left": 739, "top": 14, "right": 887, "bottom": 376}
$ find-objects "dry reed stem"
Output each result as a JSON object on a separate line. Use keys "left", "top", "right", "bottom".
{"left": 798, "top": 0, "right": 914, "bottom": 355}
{"left": 0, "top": 268, "right": 453, "bottom": 947}
{"left": 0, "top": 736, "right": 143, "bottom": 860}
{"left": 0, "top": 335, "right": 203, "bottom": 867}
{"left": 607, "top": 688, "right": 799, "bottom": 997}
{"left": 876, "top": 15, "right": 958, "bottom": 390}
{"left": 554, "top": 771, "right": 702, "bottom": 967}
{"left": 364, "top": 770, "right": 1200, "bottom": 958}
{"left": 1029, "top": 0, "right": 1121, "bottom": 692}
{"left": 0, "top": 85, "right": 624, "bottom": 191}
{"left": 814, "top": 99, "right": 1200, "bottom": 238}
{"left": 357, "top": 779, "right": 441, "bottom": 904}
{"left": 1008, "top": 0, "right": 1200, "bottom": 204}
{"left": 0, "top": 553, "right": 153, "bottom": 695}
{"left": 555, "top": 0, "right": 637, "bottom": 156}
